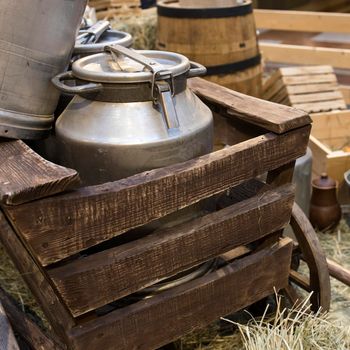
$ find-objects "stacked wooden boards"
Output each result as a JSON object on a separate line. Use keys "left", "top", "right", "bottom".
{"left": 263, "top": 66, "right": 347, "bottom": 113}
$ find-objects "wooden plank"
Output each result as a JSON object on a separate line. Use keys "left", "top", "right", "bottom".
{"left": 287, "top": 83, "right": 338, "bottom": 95}
{"left": 189, "top": 78, "right": 311, "bottom": 134}
{"left": 255, "top": 10, "right": 350, "bottom": 34}
{"left": 308, "top": 135, "right": 332, "bottom": 177}
{"left": 283, "top": 74, "right": 337, "bottom": 85}
{"left": 327, "top": 259, "right": 350, "bottom": 287}
{"left": 259, "top": 43, "right": 350, "bottom": 70}
{"left": 279, "top": 66, "right": 334, "bottom": 76}
{"left": 294, "top": 100, "right": 347, "bottom": 113}
{"left": 49, "top": 184, "right": 295, "bottom": 317}
{"left": 289, "top": 270, "right": 311, "bottom": 292}
{"left": 0, "top": 140, "right": 80, "bottom": 205}
{"left": 0, "top": 211, "right": 75, "bottom": 341}
{"left": 0, "top": 288, "right": 64, "bottom": 350}
{"left": 5, "top": 125, "right": 311, "bottom": 266}
{"left": 68, "top": 239, "right": 293, "bottom": 350}
{"left": 339, "top": 85, "right": 350, "bottom": 104}
{"left": 0, "top": 301, "right": 20, "bottom": 350}
{"left": 289, "top": 91, "right": 344, "bottom": 104}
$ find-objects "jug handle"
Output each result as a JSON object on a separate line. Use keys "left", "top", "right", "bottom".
{"left": 187, "top": 62, "right": 207, "bottom": 78}
{"left": 52, "top": 71, "right": 103, "bottom": 95}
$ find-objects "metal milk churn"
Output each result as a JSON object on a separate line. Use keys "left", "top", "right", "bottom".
{"left": 52, "top": 45, "right": 214, "bottom": 185}
{"left": 0, "top": 0, "right": 87, "bottom": 140}
{"left": 74, "top": 21, "right": 133, "bottom": 58}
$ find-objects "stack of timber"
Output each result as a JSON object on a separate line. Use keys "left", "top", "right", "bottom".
{"left": 0, "top": 78, "right": 313, "bottom": 350}
{"left": 263, "top": 66, "right": 347, "bottom": 113}
{"left": 89, "top": 0, "right": 141, "bottom": 19}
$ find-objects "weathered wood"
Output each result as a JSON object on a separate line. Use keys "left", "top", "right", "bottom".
{"left": 189, "top": 78, "right": 311, "bottom": 134}
{"left": 0, "top": 140, "right": 80, "bottom": 206}
{"left": 68, "top": 239, "right": 293, "bottom": 350}
{"left": 5, "top": 125, "right": 311, "bottom": 266}
{"left": 289, "top": 270, "right": 312, "bottom": 292}
{"left": 0, "top": 287, "right": 64, "bottom": 350}
{"left": 0, "top": 211, "right": 75, "bottom": 341}
{"left": 327, "top": 259, "right": 350, "bottom": 287}
{"left": 49, "top": 184, "right": 295, "bottom": 317}
{"left": 0, "top": 300, "right": 19, "bottom": 350}
{"left": 290, "top": 203, "right": 331, "bottom": 312}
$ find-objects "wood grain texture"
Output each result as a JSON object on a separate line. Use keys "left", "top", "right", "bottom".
{"left": 0, "top": 287, "right": 64, "bottom": 350}
{"left": 327, "top": 259, "right": 350, "bottom": 287}
{"left": 49, "top": 184, "right": 295, "bottom": 317}
{"left": 0, "top": 140, "right": 80, "bottom": 205}
{"left": 0, "top": 301, "right": 19, "bottom": 350}
{"left": 0, "top": 211, "right": 75, "bottom": 341}
{"left": 290, "top": 203, "right": 331, "bottom": 312}
{"left": 68, "top": 239, "right": 293, "bottom": 350}
{"left": 6, "top": 125, "right": 311, "bottom": 266}
{"left": 188, "top": 78, "right": 311, "bottom": 134}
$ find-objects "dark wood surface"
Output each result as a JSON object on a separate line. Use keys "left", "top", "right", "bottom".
{"left": 188, "top": 78, "right": 311, "bottom": 134}
{"left": 0, "top": 211, "right": 75, "bottom": 341}
{"left": 290, "top": 203, "right": 331, "bottom": 312}
{"left": 68, "top": 239, "right": 293, "bottom": 350}
{"left": 0, "top": 287, "right": 64, "bottom": 350}
{"left": 49, "top": 184, "right": 295, "bottom": 317}
{"left": 0, "top": 140, "right": 80, "bottom": 206}
{"left": 5, "top": 125, "right": 310, "bottom": 266}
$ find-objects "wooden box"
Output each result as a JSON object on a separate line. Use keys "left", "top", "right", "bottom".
{"left": 0, "top": 78, "right": 311, "bottom": 350}
{"left": 309, "top": 110, "right": 350, "bottom": 183}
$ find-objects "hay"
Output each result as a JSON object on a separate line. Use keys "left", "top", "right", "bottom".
{"left": 110, "top": 8, "right": 157, "bottom": 49}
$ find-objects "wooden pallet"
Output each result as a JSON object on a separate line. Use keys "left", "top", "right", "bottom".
{"left": 0, "top": 78, "right": 312, "bottom": 350}
{"left": 263, "top": 66, "right": 347, "bottom": 113}
{"left": 89, "top": 0, "right": 141, "bottom": 19}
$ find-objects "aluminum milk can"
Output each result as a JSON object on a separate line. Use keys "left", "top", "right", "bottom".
{"left": 0, "top": 0, "right": 87, "bottom": 140}
{"left": 52, "top": 45, "right": 214, "bottom": 185}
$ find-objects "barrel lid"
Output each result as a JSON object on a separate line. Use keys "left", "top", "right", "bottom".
{"left": 74, "top": 29, "right": 133, "bottom": 55}
{"left": 72, "top": 49, "right": 191, "bottom": 84}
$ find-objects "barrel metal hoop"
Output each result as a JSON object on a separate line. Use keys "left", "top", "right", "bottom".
{"left": 157, "top": 1, "right": 253, "bottom": 19}
{"left": 206, "top": 54, "right": 261, "bottom": 76}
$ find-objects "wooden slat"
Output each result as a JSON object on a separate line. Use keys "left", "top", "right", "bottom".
{"left": 49, "top": 184, "right": 295, "bottom": 317}
{"left": 189, "top": 78, "right": 311, "bottom": 134}
{"left": 68, "top": 239, "right": 293, "bottom": 350}
{"left": 5, "top": 125, "right": 311, "bottom": 266}
{"left": 0, "top": 211, "right": 75, "bottom": 341}
{"left": 0, "top": 301, "right": 20, "bottom": 350}
{"left": 289, "top": 270, "right": 311, "bottom": 292}
{"left": 293, "top": 100, "right": 347, "bottom": 113}
{"left": 0, "top": 288, "right": 64, "bottom": 350}
{"left": 289, "top": 91, "right": 344, "bottom": 104}
{"left": 0, "top": 140, "right": 80, "bottom": 205}
{"left": 255, "top": 10, "right": 350, "bottom": 34}
{"left": 260, "top": 42, "right": 350, "bottom": 70}
{"left": 339, "top": 85, "right": 350, "bottom": 104}
{"left": 286, "top": 83, "right": 338, "bottom": 95}
{"left": 279, "top": 66, "right": 334, "bottom": 76}
{"left": 282, "top": 74, "right": 337, "bottom": 85}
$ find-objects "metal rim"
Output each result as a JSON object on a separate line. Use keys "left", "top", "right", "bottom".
{"left": 72, "top": 50, "right": 191, "bottom": 84}
{"left": 74, "top": 30, "right": 133, "bottom": 55}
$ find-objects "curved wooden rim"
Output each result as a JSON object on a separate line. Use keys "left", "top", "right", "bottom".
{"left": 289, "top": 203, "right": 331, "bottom": 312}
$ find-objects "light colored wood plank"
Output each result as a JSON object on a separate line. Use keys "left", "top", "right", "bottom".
{"left": 293, "top": 100, "right": 346, "bottom": 113}
{"left": 279, "top": 65, "right": 334, "bottom": 76}
{"left": 289, "top": 91, "right": 343, "bottom": 104}
{"left": 282, "top": 74, "right": 337, "bottom": 85}
{"left": 287, "top": 83, "right": 338, "bottom": 95}
{"left": 255, "top": 10, "right": 350, "bottom": 33}
{"left": 260, "top": 43, "right": 350, "bottom": 70}
{"left": 339, "top": 85, "right": 350, "bottom": 104}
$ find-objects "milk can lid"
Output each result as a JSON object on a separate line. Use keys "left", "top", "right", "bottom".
{"left": 72, "top": 47, "right": 191, "bottom": 84}
{"left": 74, "top": 30, "right": 133, "bottom": 55}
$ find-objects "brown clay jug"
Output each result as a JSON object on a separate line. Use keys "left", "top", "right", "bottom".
{"left": 309, "top": 173, "right": 342, "bottom": 231}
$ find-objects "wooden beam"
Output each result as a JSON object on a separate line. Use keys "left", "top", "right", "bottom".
{"left": 0, "top": 140, "right": 80, "bottom": 206}
{"left": 0, "top": 287, "right": 64, "bottom": 350}
{"left": 0, "top": 211, "right": 75, "bottom": 341}
{"left": 5, "top": 125, "right": 311, "bottom": 266}
{"left": 49, "top": 184, "right": 295, "bottom": 317}
{"left": 68, "top": 239, "right": 293, "bottom": 350}
{"left": 189, "top": 78, "right": 311, "bottom": 134}
{"left": 255, "top": 10, "right": 350, "bottom": 33}
{"left": 259, "top": 43, "right": 350, "bottom": 70}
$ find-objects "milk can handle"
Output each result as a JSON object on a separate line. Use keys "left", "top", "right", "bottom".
{"left": 187, "top": 62, "right": 207, "bottom": 78}
{"left": 51, "top": 71, "right": 103, "bottom": 95}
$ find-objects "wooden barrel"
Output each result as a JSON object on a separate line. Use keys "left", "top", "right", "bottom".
{"left": 157, "top": 0, "right": 262, "bottom": 97}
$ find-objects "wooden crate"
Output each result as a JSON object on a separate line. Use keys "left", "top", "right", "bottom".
{"left": 263, "top": 65, "right": 347, "bottom": 113}
{"left": 0, "top": 78, "right": 311, "bottom": 350}
{"left": 309, "top": 110, "right": 350, "bottom": 183}
{"left": 89, "top": 0, "right": 141, "bottom": 19}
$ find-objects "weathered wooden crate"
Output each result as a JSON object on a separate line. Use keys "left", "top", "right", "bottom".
{"left": 309, "top": 110, "right": 350, "bottom": 183}
{"left": 0, "top": 78, "right": 311, "bottom": 350}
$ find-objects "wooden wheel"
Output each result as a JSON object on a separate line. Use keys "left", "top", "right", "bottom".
{"left": 286, "top": 203, "right": 331, "bottom": 312}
